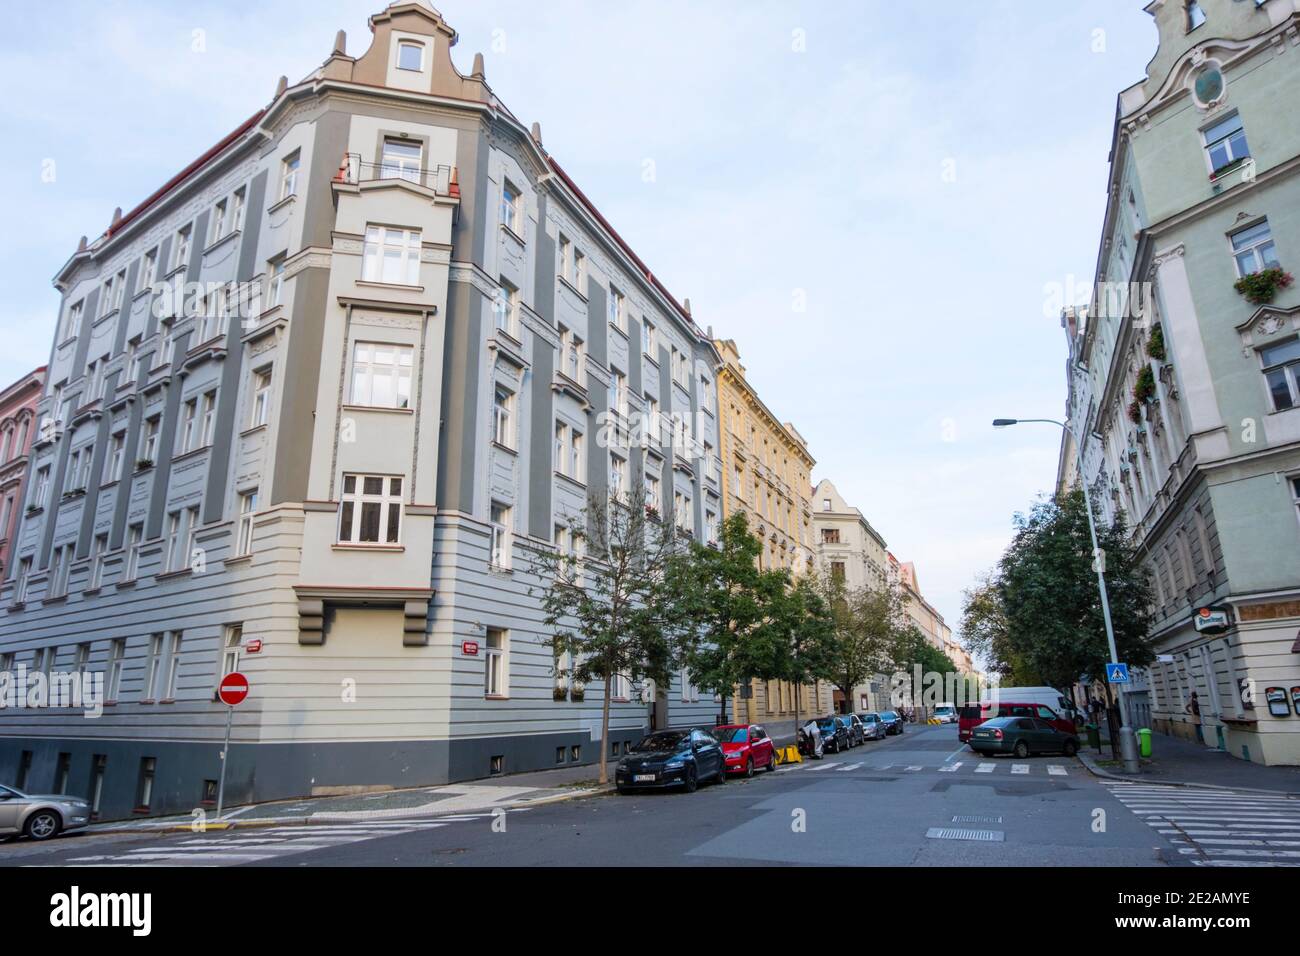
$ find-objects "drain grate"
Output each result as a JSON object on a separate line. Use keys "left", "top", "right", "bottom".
{"left": 926, "top": 827, "right": 1004, "bottom": 842}
{"left": 951, "top": 815, "right": 1003, "bottom": 824}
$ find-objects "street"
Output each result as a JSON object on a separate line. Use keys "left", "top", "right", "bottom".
{"left": 5, "top": 724, "right": 1256, "bottom": 868}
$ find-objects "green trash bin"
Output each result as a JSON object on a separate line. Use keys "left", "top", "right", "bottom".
{"left": 1085, "top": 723, "right": 1100, "bottom": 750}
{"left": 1138, "top": 728, "right": 1152, "bottom": 758}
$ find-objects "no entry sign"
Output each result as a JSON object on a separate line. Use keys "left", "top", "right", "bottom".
{"left": 218, "top": 672, "right": 249, "bottom": 706}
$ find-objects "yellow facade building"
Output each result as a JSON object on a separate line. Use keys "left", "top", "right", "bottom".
{"left": 714, "top": 338, "right": 831, "bottom": 732}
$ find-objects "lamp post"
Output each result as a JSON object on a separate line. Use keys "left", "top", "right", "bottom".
{"left": 992, "top": 417, "right": 1142, "bottom": 774}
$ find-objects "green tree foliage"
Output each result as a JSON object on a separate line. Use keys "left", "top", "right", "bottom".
{"left": 819, "top": 574, "right": 911, "bottom": 712}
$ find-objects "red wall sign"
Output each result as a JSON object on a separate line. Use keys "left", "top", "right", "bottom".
{"left": 244, "top": 639, "right": 263, "bottom": 654}
{"left": 218, "top": 672, "right": 249, "bottom": 706}
{"left": 461, "top": 641, "right": 479, "bottom": 656}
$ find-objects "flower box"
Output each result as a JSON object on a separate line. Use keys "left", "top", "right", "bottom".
{"left": 1234, "top": 267, "right": 1294, "bottom": 306}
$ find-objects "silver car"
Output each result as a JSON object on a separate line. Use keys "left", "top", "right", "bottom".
{"left": 857, "top": 712, "right": 885, "bottom": 740}
{"left": 0, "top": 784, "right": 92, "bottom": 840}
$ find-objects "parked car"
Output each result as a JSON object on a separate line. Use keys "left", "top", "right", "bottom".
{"left": 797, "top": 721, "right": 826, "bottom": 759}
{"left": 933, "top": 705, "right": 957, "bottom": 724}
{"left": 967, "top": 716, "right": 1080, "bottom": 758}
{"left": 840, "top": 713, "right": 866, "bottom": 747}
{"left": 857, "top": 712, "right": 885, "bottom": 740}
{"left": 0, "top": 784, "right": 91, "bottom": 841}
{"left": 814, "top": 715, "right": 850, "bottom": 753}
{"left": 714, "top": 724, "right": 778, "bottom": 777}
{"left": 615, "top": 727, "right": 727, "bottom": 794}
{"left": 959, "top": 701, "right": 1076, "bottom": 743}
{"left": 879, "top": 711, "right": 904, "bottom": 735}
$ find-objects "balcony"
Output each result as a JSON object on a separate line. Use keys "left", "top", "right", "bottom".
{"left": 333, "top": 153, "right": 460, "bottom": 198}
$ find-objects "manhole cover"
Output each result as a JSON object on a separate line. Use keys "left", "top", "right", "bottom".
{"left": 925, "top": 827, "right": 1004, "bottom": 842}
{"left": 952, "top": 815, "right": 1003, "bottom": 824}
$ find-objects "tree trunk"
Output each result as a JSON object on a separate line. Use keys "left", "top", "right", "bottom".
{"left": 599, "top": 674, "right": 612, "bottom": 785}
{"left": 793, "top": 683, "right": 802, "bottom": 756}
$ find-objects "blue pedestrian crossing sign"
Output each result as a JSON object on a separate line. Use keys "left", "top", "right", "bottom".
{"left": 1106, "top": 662, "right": 1130, "bottom": 684}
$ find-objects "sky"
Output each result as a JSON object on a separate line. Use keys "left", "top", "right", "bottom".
{"left": 0, "top": 0, "right": 1161, "bottom": 654}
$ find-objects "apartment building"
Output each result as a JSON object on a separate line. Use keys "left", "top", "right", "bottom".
{"left": 0, "top": 1, "right": 723, "bottom": 819}
{"left": 713, "top": 338, "right": 828, "bottom": 728}
{"left": 0, "top": 368, "right": 46, "bottom": 583}
{"left": 1057, "top": 0, "right": 1300, "bottom": 764}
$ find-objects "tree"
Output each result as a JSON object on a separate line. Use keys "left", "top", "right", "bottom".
{"left": 958, "top": 572, "right": 1038, "bottom": 685}
{"left": 776, "top": 573, "right": 837, "bottom": 735}
{"left": 820, "top": 575, "right": 907, "bottom": 714}
{"left": 530, "top": 486, "right": 687, "bottom": 785}
{"left": 668, "top": 513, "right": 791, "bottom": 725}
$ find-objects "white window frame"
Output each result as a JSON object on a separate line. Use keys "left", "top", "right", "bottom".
{"left": 105, "top": 433, "right": 125, "bottom": 484}
{"left": 280, "top": 151, "right": 300, "bottom": 200}
{"left": 88, "top": 533, "right": 107, "bottom": 590}
{"left": 139, "top": 248, "right": 157, "bottom": 294}
{"left": 107, "top": 639, "right": 125, "bottom": 701}
{"left": 221, "top": 624, "right": 243, "bottom": 680}
{"left": 250, "top": 367, "right": 272, "bottom": 427}
{"left": 380, "top": 137, "right": 422, "bottom": 184}
{"left": 484, "top": 628, "right": 508, "bottom": 697}
{"left": 642, "top": 318, "right": 657, "bottom": 356}
{"left": 337, "top": 474, "right": 404, "bottom": 546}
{"left": 123, "top": 524, "right": 142, "bottom": 581}
{"left": 490, "top": 501, "right": 512, "bottom": 569}
{"left": 144, "top": 634, "right": 163, "bottom": 701}
{"left": 14, "top": 556, "right": 32, "bottom": 604}
{"left": 396, "top": 40, "right": 425, "bottom": 72}
{"left": 495, "top": 278, "right": 519, "bottom": 338}
{"left": 1259, "top": 337, "right": 1300, "bottom": 412}
{"left": 645, "top": 473, "right": 661, "bottom": 512}
{"left": 172, "top": 225, "right": 192, "bottom": 272}
{"left": 609, "top": 286, "right": 626, "bottom": 332}
{"left": 236, "top": 489, "right": 258, "bottom": 556}
{"left": 265, "top": 257, "right": 285, "bottom": 310}
{"left": 362, "top": 224, "right": 422, "bottom": 286}
{"left": 1230, "top": 219, "right": 1280, "bottom": 277}
{"left": 349, "top": 342, "right": 413, "bottom": 409}
{"left": 493, "top": 385, "right": 515, "bottom": 448}
{"left": 609, "top": 452, "right": 628, "bottom": 498}
{"left": 500, "top": 180, "right": 521, "bottom": 233}
{"left": 164, "top": 632, "right": 183, "bottom": 700}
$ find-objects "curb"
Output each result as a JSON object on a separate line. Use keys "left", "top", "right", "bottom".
{"left": 90, "top": 783, "right": 617, "bottom": 834}
{"left": 1076, "top": 750, "right": 1300, "bottom": 797}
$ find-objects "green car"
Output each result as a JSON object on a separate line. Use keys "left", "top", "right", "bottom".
{"left": 968, "top": 716, "right": 1079, "bottom": 758}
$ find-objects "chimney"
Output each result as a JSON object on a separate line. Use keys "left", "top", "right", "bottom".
{"left": 274, "top": 75, "right": 288, "bottom": 99}
{"left": 530, "top": 122, "right": 543, "bottom": 146}
{"left": 333, "top": 30, "right": 347, "bottom": 56}
{"left": 472, "top": 52, "right": 485, "bottom": 78}
{"left": 683, "top": 297, "right": 692, "bottom": 317}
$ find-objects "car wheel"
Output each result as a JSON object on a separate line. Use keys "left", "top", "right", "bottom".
{"left": 24, "top": 811, "right": 61, "bottom": 841}
{"left": 744, "top": 757, "right": 754, "bottom": 778}
{"left": 1063, "top": 739, "right": 1078, "bottom": 757}
{"left": 765, "top": 751, "right": 778, "bottom": 772}
{"left": 715, "top": 762, "right": 727, "bottom": 785}
{"left": 683, "top": 765, "right": 698, "bottom": 793}
{"left": 1014, "top": 740, "right": 1029, "bottom": 759}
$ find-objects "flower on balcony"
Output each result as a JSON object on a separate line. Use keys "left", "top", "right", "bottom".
{"left": 1127, "top": 400, "right": 1142, "bottom": 425}
{"left": 1134, "top": 366, "right": 1157, "bottom": 404}
{"left": 1145, "top": 324, "right": 1167, "bottom": 362}
{"left": 1234, "top": 267, "right": 1294, "bottom": 305}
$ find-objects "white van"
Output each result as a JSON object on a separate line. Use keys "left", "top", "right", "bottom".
{"left": 980, "top": 686, "right": 1075, "bottom": 715}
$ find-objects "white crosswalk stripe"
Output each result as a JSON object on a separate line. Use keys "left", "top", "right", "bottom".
{"left": 59, "top": 816, "right": 495, "bottom": 867}
{"left": 976, "top": 763, "right": 995, "bottom": 773}
{"left": 938, "top": 762, "right": 962, "bottom": 773}
{"left": 1106, "top": 782, "right": 1300, "bottom": 867}
{"left": 1011, "top": 764, "right": 1029, "bottom": 775}
{"left": 784, "top": 758, "right": 1077, "bottom": 777}
{"left": 835, "top": 763, "right": 862, "bottom": 772}
{"left": 1047, "top": 765, "right": 1068, "bottom": 776}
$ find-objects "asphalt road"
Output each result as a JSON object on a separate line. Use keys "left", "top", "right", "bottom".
{"left": 2, "top": 724, "right": 1187, "bottom": 867}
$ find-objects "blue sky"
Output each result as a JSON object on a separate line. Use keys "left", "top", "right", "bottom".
{"left": 0, "top": 0, "right": 1159, "bottom": 645}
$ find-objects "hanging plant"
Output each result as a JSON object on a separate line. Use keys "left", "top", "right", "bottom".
{"left": 1134, "top": 365, "right": 1157, "bottom": 404}
{"left": 1127, "top": 400, "right": 1142, "bottom": 424}
{"left": 1234, "top": 267, "right": 1294, "bottom": 305}
{"left": 1145, "top": 324, "right": 1167, "bottom": 362}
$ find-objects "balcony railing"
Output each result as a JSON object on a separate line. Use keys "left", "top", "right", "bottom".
{"left": 334, "top": 153, "right": 460, "bottom": 197}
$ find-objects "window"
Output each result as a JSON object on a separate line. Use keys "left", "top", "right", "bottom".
{"left": 139, "top": 417, "right": 159, "bottom": 465}
{"left": 104, "top": 433, "right": 125, "bottom": 484}
{"left": 106, "top": 640, "right": 125, "bottom": 701}
{"left": 163, "top": 632, "right": 183, "bottom": 699}
{"left": 179, "top": 398, "right": 197, "bottom": 453}
{"left": 559, "top": 325, "right": 585, "bottom": 381}
{"left": 222, "top": 625, "right": 242, "bottom": 678}
{"left": 125, "top": 339, "right": 141, "bottom": 386}
{"left": 500, "top": 180, "right": 521, "bottom": 233}
{"left": 250, "top": 368, "right": 272, "bottom": 427}
{"left": 199, "top": 391, "right": 218, "bottom": 448}
{"left": 61, "top": 300, "right": 83, "bottom": 342}
{"left": 642, "top": 318, "right": 657, "bottom": 356}
{"left": 706, "top": 510, "right": 718, "bottom": 545}
{"left": 495, "top": 278, "right": 519, "bottom": 337}
{"left": 822, "top": 528, "right": 841, "bottom": 544}
{"left": 397, "top": 40, "right": 424, "bottom": 71}
{"left": 555, "top": 421, "right": 583, "bottom": 479}
{"left": 164, "top": 511, "right": 183, "bottom": 572}
{"left": 1259, "top": 337, "right": 1300, "bottom": 411}
{"left": 378, "top": 137, "right": 422, "bottom": 185}
{"left": 55, "top": 753, "right": 71, "bottom": 795}
{"left": 172, "top": 225, "right": 192, "bottom": 272}
{"left": 559, "top": 235, "right": 573, "bottom": 282}
{"left": 154, "top": 328, "right": 174, "bottom": 370}
{"left": 362, "top": 225, "right": 421, "bottom": 285}
{"left": 231, "top": 186, "right": 246, "bottom": 233}
{"left": 831, "top": 561, "right": 846, "bottom": 582}
{"left": 139, "top": 248, "right": 157, "bottom": 294}
{"left": 122, "top": 523, "right": 142, "bottom": 581}
{"left": 280, "top": 151, "right": 300, "bottom": 200}
{"left": 610, "top": 671, "right": 630, "bottom": 701}
{"left": 136, "top": 757, "right": 157, "bottom": 810}
{"left": 143, "top": 635, "right": 163, "bottom": 701}
{"left": 48, "top": 543, "right": 72, "bottom": 598}
{"left": 1186, "top": 0, "right": 1206, "bottom": 31}
{"left": 199, "top": 284, "right": 229, "bottom": 342}
{"left": 236, "top": 489, "right": 258, "bottom": 556}
{"left": 1204, "top": 112, "right": 1249, "bottom": 174}
{"left": 703, "top": 442, "right": 715, "bottom": 481}
{"left": 674, "top": 491, "right": 693, "bottom": 533}
{"left": 484, "top": 628, "right": 507, "bottom": 697}
{"left": 1231, "top": 220, "right": 1280, "bottom": 277}
{"left": 822, "top": 498, "right": 832, "bottom": 511}
{"left": 13, "top": 557, "right": 31, "bottom": 603}
{"left": 184, "top": 505, "right": 201, "bottom": 569}
{"left": 609, "top": 286, "right": 626, "bottom": 332}
{"left": 211, "top": 197, "right": 229, "bottom": 243}
{"left": 608, "top": 368, "right": 627, "bottom": 419}
{"left": 490, "top": 502, "right": 511, "bottom": 568}
{"left": 265, "top": 257, "right": 285, "bottom": 309}
{"left": 33, "top": 466, "right": 49, "bottom": 508}
{"left": 645, "top": 473, "right": 662, "bottom": 512}
{"left": 645, "top": 394, "right": 660, "bottom": 446}
{"left": 89, "top": 754, "right": 107, "bottom": 818}
{"left": 88, "top": 533, "right": 107, "bottom": 590}
{"left": 493, "top": 385, "right": 515, "bottom": 448}
{"left": 609, "top": 452, "right": 628, "bottom": 497}
{"left": 338, "top": 474, "right": 403, "bottom": 545}
{"left": 73, "top": 643, "right": 90, "bottom": 675}
{"left": 350, "top": 342, "right": 413, "bottom": 409}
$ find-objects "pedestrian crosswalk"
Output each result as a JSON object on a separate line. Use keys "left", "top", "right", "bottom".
{"left": 779, "top": 758, "right": 1071, "bottom": 778}
{"left": 1106, "top": 782, "right": 1300, "bottom": 867}
{"left": 56, "top": 811, "right": 527, "bottom": 867}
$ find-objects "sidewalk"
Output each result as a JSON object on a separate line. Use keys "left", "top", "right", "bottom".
{"left": 89, "top": 760, "right": 617, "bottom": 834}
{"left": 1077, "top": 730, "right": 1300, "bottom": 795}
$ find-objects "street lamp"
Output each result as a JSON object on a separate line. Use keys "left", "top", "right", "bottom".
{"left": 992, "top": 416, "right": 1142, "bottom": 775}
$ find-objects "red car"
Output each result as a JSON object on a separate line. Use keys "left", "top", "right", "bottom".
{"left": 713, "top": 724, "right": 778, "bottom": 777}
{"left": 958, "top": 702, "right": 1075, "bottom": 743}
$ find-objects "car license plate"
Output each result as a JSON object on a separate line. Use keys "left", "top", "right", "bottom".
{"left": 634, "top": 774, "right": 655, "bottom": 782}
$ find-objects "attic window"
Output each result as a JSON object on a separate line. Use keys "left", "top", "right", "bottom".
{"left": 397, "top": 40, "right": 424, "bottom": 71}
{"left": 1186, "top": 1, "right": 1207, "bottom": 31}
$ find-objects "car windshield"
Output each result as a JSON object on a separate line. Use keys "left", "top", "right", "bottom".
{"left": 634, "top": 731, "right": 687, "bottom": 752}
{"left": 979, "top": 717, "right": 1017, "bottom": 728}
{"left": 880, "top": 712, "right": 898, "bottom": 720}
{"left": 713, "top": 727, "right": 748, "bottom": 743}
{"left": 936, "top": 707, "right": 953, "bottom": 714}
{"left": 815, "top": 717, "right": 837, "bottom": 729}
{"left": 860, "top": 713, "right": 877, "bottom": 722}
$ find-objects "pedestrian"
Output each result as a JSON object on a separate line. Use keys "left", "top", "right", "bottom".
{"left": 1186, "top": 691, "right": 1203, "bottom": 744}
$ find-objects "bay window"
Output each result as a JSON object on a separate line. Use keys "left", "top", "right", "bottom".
{"left": 338, "top": 474, "right": 403, "bottom": 545}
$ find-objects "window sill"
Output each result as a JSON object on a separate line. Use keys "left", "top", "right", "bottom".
{"left": 43, "top": 594, "right": 68, "bottom": 605}
{"left": 492, "top": 440, "right": 518, "bottom": 456}
{"left": 500, "top": 223, "right": 525, "bottom": 246}
{"left": 240, "top": 423, "right": 269, "bottom": 438}
{"left": 485, "top": 694, "right": 510, "bottom": 701}
{"left": 267, "top": 193, "right": 297, "bottom": 215}
{"left": 340, "top": 404, "right": 414, "bottom": 416}
{"left": 225, "top": 554, "right": 253, "bottom": 566}
{"left": 171, "top": 445, "right": 212, "bottom": 465}
{"left": 159, "top": 698, "right": 176, "bottom": 705}
{"left": 557, "top": 275, "right": 587, "bottom": 302}
{"left": 609, "top": 322, "right": 629, "bottom": 341}
{"left": 488, "top": 564, "right": 513, "bottom": 576}
{"left": 202, "top": 230, "right": 241, "bottom": 258}
{"left": 100, "top": 480, "right": 120, "bottom": 491}
{"left": 156, "top": 568, "right": 193, "bottom": 581}
{"left": 355, "top": 279, "right": 425, "bottom": 294}
{"left": 554, "top": 471, "right": 587, "bottom": 490}
{"left": 643, "top": 351, "right": 659, "bottom": 367}
{"left": 332, "top": 544, "right": 405, "bottom": 553}
{"left": 83, "top": 587, "right": 101, "bottom": 597}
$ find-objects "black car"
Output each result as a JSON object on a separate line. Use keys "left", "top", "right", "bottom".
{"left": 814, "top": 715, "right": 850, "bottom": 753}
{"left": 840, "top": 713, "right": 866, "bottom": 747}
{"left": 879, "top": 711, "right": 904, "bottom": 735}
{"left": 615, "top": 727, "right": 727, "bottom": 794}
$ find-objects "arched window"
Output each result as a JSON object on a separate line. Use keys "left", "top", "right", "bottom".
{"left": 397, "top": 40, "right": 425, "bottom": 72}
